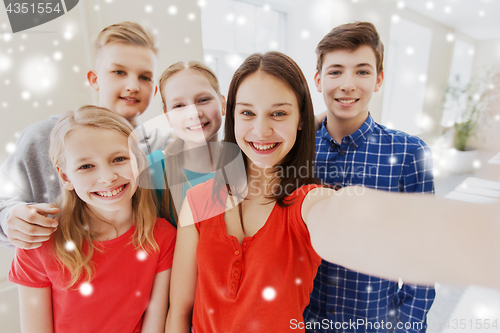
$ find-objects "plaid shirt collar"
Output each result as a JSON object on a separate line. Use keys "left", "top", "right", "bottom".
{"left": 319, "top": 112, "right": 376, "bottom": 149}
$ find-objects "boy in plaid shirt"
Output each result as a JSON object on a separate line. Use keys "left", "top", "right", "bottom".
{"left": 303, "top": 22, "right": 435, "bottom": 333}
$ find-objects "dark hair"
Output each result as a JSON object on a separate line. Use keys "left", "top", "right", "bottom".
{"left": 316, "top": 21, "right": 384, "bottom": 74}
{"left": 215, "top": 52, "right": 319, "bottom": 207}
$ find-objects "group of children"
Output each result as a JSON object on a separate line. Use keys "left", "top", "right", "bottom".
{"left": 0, "top": 20, "right": 499, "bottom": 333}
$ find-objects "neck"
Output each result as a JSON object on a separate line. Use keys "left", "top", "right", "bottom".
{"left": 246, "top": 161, "right": 279, "bottom": 198}
{"left": 88, "top": 203, "right": 134, "bottom": 240}
{"left": 182, "top": 139, "right": 217, "bottom": 173}
{"left": 326, "top": 111, "right": 369, "bottom": 143}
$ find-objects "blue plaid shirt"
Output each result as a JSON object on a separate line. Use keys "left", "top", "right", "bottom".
{"left": 303, "top": 114, "right": 435, "bottom": 333}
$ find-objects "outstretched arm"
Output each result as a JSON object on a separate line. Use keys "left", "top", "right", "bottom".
{"left": 165, "top": 199, "right": 199, "bottom": 333}
{"left": 302, "top": 186, "right": 500, "bottom": 289}
{"left": 18, "top": 286, "right": 53, "bottom": 333}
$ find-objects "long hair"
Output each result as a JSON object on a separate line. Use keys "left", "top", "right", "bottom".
{"left": 157, "top": 61, "right": 222, "bottom": 223}
{"left": 49, "top": 105, "right": 158, "bottom": 288}
{"left": 215, "top": 52, "right": 320, "bottom": 207}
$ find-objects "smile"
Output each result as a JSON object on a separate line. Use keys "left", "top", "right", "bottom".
{"left": 335, "top": 98, "right": 359, "bottom": 104}
{"left": 94, "top": 184, "right": 127, "bottom": 197}
{"left": 120, "top": 97, "right": 139, "bottom": 102}
{"left": 250, "top": 142, "right": 280, "bottom": 151}
{"left": 187, "top": 122, "right": 208, "bottom": 130}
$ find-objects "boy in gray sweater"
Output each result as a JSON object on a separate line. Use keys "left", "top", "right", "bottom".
{"left": 0, "top": 22, "right": 172, "bottom": 248}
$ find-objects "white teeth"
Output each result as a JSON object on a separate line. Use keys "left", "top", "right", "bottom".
{"left": 338, "top": 99, "right": 357, "bottom": 104}
{"left": 96, "top": 185, "right": 125, "bottom": 197}
{"left": 188, "top": 123, "right": 207, "bottom": 130}
{"left": 122, "top": 97, "right": 137, "bottom": 101}
{"left": 252, "top": 143, "right": 278, "bottom": 151}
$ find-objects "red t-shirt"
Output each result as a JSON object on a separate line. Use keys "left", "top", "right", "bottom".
{"left": 9, "top": 218, "right": 176, "bottom": 333}
{"left": 187, "top": 180, "right": 322, "bottom": 333}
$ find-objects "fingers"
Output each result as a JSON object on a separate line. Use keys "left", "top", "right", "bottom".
{"left": 13, "top": 204, "right": 59, "bottom": 228}
{"left": 6, "top": 204, "right": 59, "bottom": 249}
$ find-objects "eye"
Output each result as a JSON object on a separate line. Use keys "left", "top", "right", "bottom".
{"left": 172, "top": 103, "right": 185, "bottom": 109}
{"left": 113, "top": 70, "right": 125, "bottom": 75}
{"left": 78, "top": 164, "right": 93, "bottom": 170}
{"left": 198, "top": 97, "right": 212, "bottom": 104}
{"left": 328, "top": 70, "right": 341, "bottom": 76}
{"left": 241, "top": 110, "right": 254, "bottom": 116}
{"left": 140, "top": 75, "right": 152, "bottom": 81}
{"left": 272, "top": 111, "right": 286, "bottom": 117}
{"left": 358, "top": 70, "right": 369, "bottom": 75}
{"left": 113, "top": 156, "right": 128, "bottom": 163}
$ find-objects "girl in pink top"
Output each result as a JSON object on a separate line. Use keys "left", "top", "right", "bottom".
{"left": 166, "top": 52, "right": 500, "bottom": 333}
{"left": 9, "top": 106, "right": 176, "bottom": 333}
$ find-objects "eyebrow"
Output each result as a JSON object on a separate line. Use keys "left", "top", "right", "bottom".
{"left": 110, "top": 63, "right": 153, "bottom": 76}
{"left": 325, "top": 63, "right": 374, "bottom": 70}
{"left": 74, "top": 150, "right": 129, "bottom": 164}
{"left": 236, "top": 102, "right": 293, "bottom": 107}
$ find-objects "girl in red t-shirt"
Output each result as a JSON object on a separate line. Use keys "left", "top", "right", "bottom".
{"left": 166, "top": 52, "right": 500, "bottom": 333}
{"left": 9, "top": 106, "right": 176, "bottom": 333}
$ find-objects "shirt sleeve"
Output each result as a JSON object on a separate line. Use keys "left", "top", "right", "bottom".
{"left": 154, "top": 218, "right": 177, "bottom": 273}
{"left": 395, "top": 284, "right": 436, "bottom": 333}
{"left": 403, "top": 142, "right": 435, "bottom": 194}
{"left": 0, "top": 118, "right": 60, "bottom": 248}
{"left": 9, "top": 246, "right": 52, "bottom": 288}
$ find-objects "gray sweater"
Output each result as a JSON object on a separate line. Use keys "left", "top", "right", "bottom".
{"left": 0, "top": 115, "right": 174, "bottom": 247}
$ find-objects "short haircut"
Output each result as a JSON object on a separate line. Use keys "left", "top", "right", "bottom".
{"left": 94, "top": 21, "right": 158, "bottom": 64}
{"left": 316, "top": 21, "right": 384, "bottom": 74}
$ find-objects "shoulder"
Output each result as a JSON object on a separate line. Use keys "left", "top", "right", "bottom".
{"left": 14, "top": 116, "right": 59, "bottom": 151}
{"left": 154, "top": 218, "right": 177, "bottom": 242}
{"left": 372, "top": 122, "right": 430, "bottom": 151}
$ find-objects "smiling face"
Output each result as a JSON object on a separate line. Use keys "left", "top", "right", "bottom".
{"left": 234, "top": 71, "right": 301, "bottom": 170}
{"left": 57, "top": 126, "right": 137, "bottom": 216}
{"left": 162, "top": 69, "right": 225, "bottom": 148}
{"left": 315, "top": 45, "right": 384, "bottom": 127}
{"left": 88, "top": 43, "right": 157, "bottom": 123}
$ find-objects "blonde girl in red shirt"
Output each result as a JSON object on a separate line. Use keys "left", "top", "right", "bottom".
{"left": 9, "top": 106, "right": 176, "bottom": 333}
{"left": 166, "top": 52, "right": 500, "bottom": 333}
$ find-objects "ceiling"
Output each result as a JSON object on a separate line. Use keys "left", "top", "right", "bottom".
{"left": 391, "top": 0, "right": 500, "bottom": 40}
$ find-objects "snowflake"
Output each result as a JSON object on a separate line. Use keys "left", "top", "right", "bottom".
{"left": 262, "top": 287, "right": 276, "bottom": 301}
{"left": 79, "top": 282, "right": 93, "bottom": 296}
{"left": 65, "top": 241, "right": 76, "bottom": 251}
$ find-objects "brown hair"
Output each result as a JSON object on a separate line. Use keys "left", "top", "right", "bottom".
{"left": 94, "top": 21, "right": 158, "bottom": 65}
{"left": 158, "top": 61, "right": 222, "bottom": 223}
{"left": 216, "top": 52, "right": 319, "bottom": 207}
{"left": 316, "top": 21, "right": 384, "bottom": 74}
{"left": 49, "top": 105, "right": 158, "bottom": 287}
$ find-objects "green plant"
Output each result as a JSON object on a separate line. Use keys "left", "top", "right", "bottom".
{"left": 442, "top": 74, "right": 490, "bottom": 151}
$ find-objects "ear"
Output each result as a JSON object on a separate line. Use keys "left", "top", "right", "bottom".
{"left": 56, "top": 165, "right": 74, "bottom": 191}
{"left": 220, "top": 95, "right": 227, "bottom": 117}
{"left": 374, "top": 70, "right": 384, "bottom": 92}
{"left": 154, "top": 85, "right": 158, "bottom": 97}
{"left": 298, "top": 119, "right": 303, "bottom": 131}
{"left": 87, "top": 70, "right": 99, "bottom": 92}
{"left": 314, "top": 71, "right": 322, "bottom": 93}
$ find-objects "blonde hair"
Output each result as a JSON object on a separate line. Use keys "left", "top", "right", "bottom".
{"left": 49, "top": 105, "right": 158, "bottom": 288}
{"left": 94, "top": 21, "right": 158, "bottom": 63}
{"left": 158, "top": 61, "right": 221, "bottom": 223}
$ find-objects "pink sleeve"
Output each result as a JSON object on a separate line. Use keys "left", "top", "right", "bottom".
{"left": 154, "top": 218, "right": 177, "bottom": 273}
{"left": 9, "top": 246, "right": 52, "bottom": 288}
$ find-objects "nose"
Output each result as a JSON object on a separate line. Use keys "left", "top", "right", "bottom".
{"left": 340, "top": 74, "right": 356, "bottom": 92}
{"left": 99, "top": 165, "right": 118, "bottom": 184}
{"left": 126, "top": 76, "right": 140, "bottom": 92}
{"left": 252, "top": 116, "right": 273, "bottom": 138}
{"left": 185, "top": 104, "right": 203, "bottom": 120}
